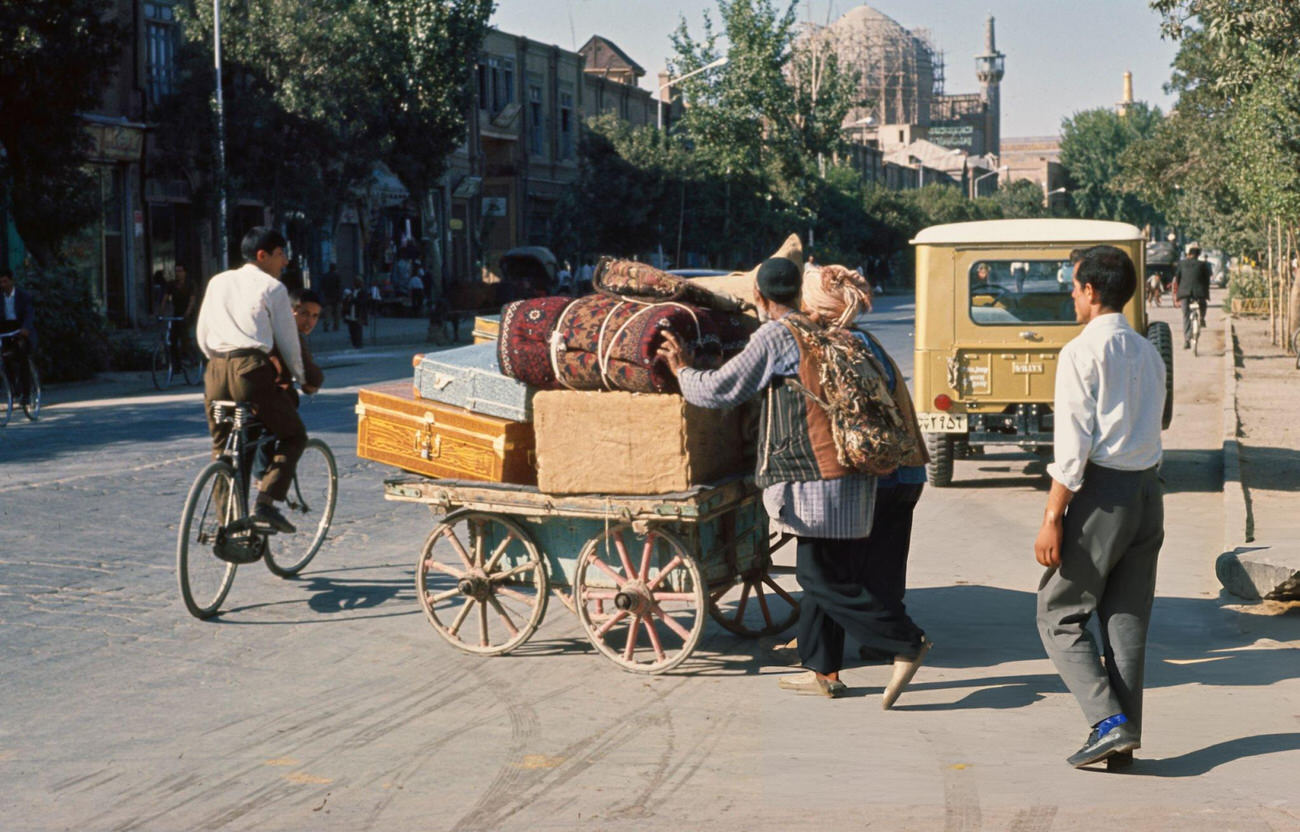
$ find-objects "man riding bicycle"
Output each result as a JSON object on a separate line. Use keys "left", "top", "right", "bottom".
{"left": 0, "top": 267, "right": 38, "bottom": 405}
{"left": 1173, "top": 244, "right": 1211, "bottom": 350}
{"left": 196, "top": 227, "right": 306, "bottom": 535}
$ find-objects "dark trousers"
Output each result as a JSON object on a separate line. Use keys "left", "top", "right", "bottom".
{"left": 204, "top": 353, "right": 307, "bottom": 502}
{"left": 1037, "top": 464, "right": 1163, "bottom": 732}
{"left": 1180, "top": 296, "right": 1207, "bottom": 344}
{"left": 345, "top": 320, "right": 364, "bottom": 348}
{"left": 796, "top": 536, "right": 925, "bottom": 675}
{"left": 853, "top": 482, "right": 925, "bottom": 662}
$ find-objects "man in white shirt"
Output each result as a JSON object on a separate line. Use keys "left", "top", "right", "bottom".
{"left": 1034, "top": 245, "right": 1166, "bottom": 770}
{"left": 197, "top": 227, "right": 307, "bottom": 538}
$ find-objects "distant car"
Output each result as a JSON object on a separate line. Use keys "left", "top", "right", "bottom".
{"left": 667, "top": 268, "right": 730, "bottom": 278}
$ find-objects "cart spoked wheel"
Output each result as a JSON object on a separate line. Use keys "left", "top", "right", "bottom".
{"left": 574, "top": 525, "right": 705, "bottom": 674}
{"left": 708, "top": 565, "right": 800, "bottom": 637}
{"left": 416, "top": 510, "right": 548, "bottom": 655}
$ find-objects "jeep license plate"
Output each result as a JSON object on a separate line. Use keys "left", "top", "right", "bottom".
{"left": 917, "top": 412, "right": 968, "bottom": 433}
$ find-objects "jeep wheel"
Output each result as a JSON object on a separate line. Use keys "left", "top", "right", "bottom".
{"left": 925, "top": 432, "right": 954, "bottom": 487}
{"left": 1146, "top": 321, "right": 1174, "bottom": 429}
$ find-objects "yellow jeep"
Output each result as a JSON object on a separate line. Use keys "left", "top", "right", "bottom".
{"left": 911, "top": 219, "right": 1173, "bottom": 487}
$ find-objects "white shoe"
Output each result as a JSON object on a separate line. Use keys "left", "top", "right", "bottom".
{"left": 882, "top": 637, "right": 933, "bottom": 710}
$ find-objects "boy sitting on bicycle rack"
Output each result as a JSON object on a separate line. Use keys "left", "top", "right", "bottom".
{"left": 270, "top": 289, "right": 325, "bottom": 405}
{"left": 196, "top": 227, "right": 308, "bottom": 535}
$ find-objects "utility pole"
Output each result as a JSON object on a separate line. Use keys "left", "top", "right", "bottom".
{"left": 213, "top": 0, "right": 229, "bottom": 270}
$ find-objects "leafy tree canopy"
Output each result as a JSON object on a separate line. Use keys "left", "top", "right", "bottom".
{"left": 1059, "top": 103, "right": 1164, "bottom": 227}
{"left": 0, "top": 0, "right": 126, "bottom": 266}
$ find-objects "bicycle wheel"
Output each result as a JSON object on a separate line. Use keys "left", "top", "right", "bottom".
{"left": 21, "top": 359, "right": 41, "bottom": 421}
{"left": 177, "top": 460, "right": 241, "bottom": 619}
{"left": 264, "top": 438, "right": 337, "bottom": 577}
{"left": 181, "top": 342, "right": 202, "bottom": 386}
{"left": 151, "top": 343, "right": 172, "bottom": 390}
{"left": 0, "top": 369, "right": 11, "bottom": 428}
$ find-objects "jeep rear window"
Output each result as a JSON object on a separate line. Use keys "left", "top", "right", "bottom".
{"left": 968, "top": 259, "right": 1076, "bottom": 325}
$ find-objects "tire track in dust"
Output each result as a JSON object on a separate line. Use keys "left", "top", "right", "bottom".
{"left": 97, "top": 672, "right": 482, "bottom": 831}
{"left": 359, "top": 661, "right": 551, "bottom": 831}
{"left": 450, "top": 675, "right": 694, "bottom": 831}
{"left": 607, "top": 708, "right": 739, "bottom": 821}
{"left": 1009, "top": 805, "right": 1057, "bottom": 832}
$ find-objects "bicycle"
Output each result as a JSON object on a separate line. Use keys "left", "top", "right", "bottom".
{"left": 152, "top": 316, "right": 202, "bottom": 389}
{"left": 0, "top": 329, "right": 42, "bottom": 426}
{"left": 176, "top": 399, "right": 338, "bottom": 619}
{"left": 1178, "top": 297, "right": 1206, "bottom": 356}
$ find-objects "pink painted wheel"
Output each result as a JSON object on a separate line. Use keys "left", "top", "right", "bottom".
{"left": 416, "top": 510, "right": 548, "bottom": 655}
{"left": 708, "top": 566, "right": 800, "bottom": 637}
{"left": 574, "top": 525, "right": 705, "bottom": 674}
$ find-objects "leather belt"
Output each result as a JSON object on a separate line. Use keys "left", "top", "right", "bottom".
{"left": 208, "top": 348, "right": 267, "bottom": 360}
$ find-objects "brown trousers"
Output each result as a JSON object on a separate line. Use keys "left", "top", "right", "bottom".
{"left": 203, "top": 352, "right": 307, "bottom": 502}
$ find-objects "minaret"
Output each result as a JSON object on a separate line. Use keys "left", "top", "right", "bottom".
{"left": 975, "top": 15, "right": 1006, "bottom": 156}
{"left": 1117, "top": 71, "right": 1134, "bottom": 117}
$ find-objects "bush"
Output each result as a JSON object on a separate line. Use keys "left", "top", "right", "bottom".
{"left": 23, "top": 265, "right": 109, "bottom": 382}
{"left": 1226, "top": 264, "right": 1268, "bottom": 304}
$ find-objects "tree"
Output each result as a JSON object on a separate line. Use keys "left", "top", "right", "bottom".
{"left": 0, "top": 1, "right": 126, "bottom": 266}
{"left": 161, "top": 0, "right": 492, "bottom": 269}
{"left": 364, "top": 0, "right": 494, "bottom": 268}
{"left": 1059, "top": 103, "right": 1164, "bottom": 227}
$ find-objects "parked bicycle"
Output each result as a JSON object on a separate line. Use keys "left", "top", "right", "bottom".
{"left": 153, "top": 316, "right": 202, "bottom": 389}
{"left": 177, "top": 399, "right": 338, "bottom": 619}
{"left": 0, "top": 329, "right": 41, "bottom": 426}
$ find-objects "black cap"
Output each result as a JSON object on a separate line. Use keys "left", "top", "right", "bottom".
{"left": 755, "top": 257, "right": 801, "bottom": 303}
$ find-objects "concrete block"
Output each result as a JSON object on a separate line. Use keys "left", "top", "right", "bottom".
{"left": 1217, "top": 547, "right": 1300, "bottom": 601}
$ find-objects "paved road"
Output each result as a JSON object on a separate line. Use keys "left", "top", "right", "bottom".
{"left": 2, "top": 298, "right": 1298, "bottom": 831}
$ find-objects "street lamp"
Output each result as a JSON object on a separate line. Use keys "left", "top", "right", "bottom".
{"left": 657, "top": 56, "right": 729, "bottom": 131}
{"left": 970, "top": 164, "right": 1009, "bottom": 199}
{"left": 1045, "top": 186, "right": 1067, "bottom": 208}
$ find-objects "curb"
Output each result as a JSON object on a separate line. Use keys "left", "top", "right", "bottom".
{"left": 1221, "top": 315, "right": 1251, "bottom": 550}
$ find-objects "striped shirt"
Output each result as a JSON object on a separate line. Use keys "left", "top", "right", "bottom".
{"left": 678, "top": 319, "right": 875, "bottom": 539}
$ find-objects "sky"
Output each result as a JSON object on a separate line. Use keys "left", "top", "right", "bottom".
{"left": 491, "top": 0, "right": 1181, "bottom": 138}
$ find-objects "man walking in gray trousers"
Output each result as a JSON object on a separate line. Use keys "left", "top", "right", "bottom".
{"left": 1034, "top": 245, "right": 1166, "bottom": 770}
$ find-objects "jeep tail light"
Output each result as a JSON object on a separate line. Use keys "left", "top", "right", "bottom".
{"left": 934, "top": 394, "right": 952, "bottom": 411}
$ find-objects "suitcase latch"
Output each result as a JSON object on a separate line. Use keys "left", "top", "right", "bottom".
{"left": 416, "top": 430, "right": 443, "bottom": 460}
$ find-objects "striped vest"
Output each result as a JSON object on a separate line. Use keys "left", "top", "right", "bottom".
{"left": 755, "top": 330, "right": 852, "bottom": 487}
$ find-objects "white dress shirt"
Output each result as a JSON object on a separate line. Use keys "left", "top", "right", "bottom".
{"left": 196, "top": 263, "right": 305, "bottom": 383}
{"left": 1047, "top": 312, "right": 1165, "bottom": 492}
{"left": 2, "top": 290, "right": 15, "bottom": 322}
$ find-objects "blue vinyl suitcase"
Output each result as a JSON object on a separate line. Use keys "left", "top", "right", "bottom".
{"left": 413, "top": 342, "right": 535, "bottom": 422}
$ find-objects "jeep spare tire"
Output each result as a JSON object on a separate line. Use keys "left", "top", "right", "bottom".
{"left": 1146, "top": 321, "right": 1174, "bottom": 429}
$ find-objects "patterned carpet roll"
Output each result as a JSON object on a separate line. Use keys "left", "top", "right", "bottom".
{"left": 497, "top": 296, "right": 575, "bottom": 390}
{"left": 498, "top": 294, "right": 756, "bottom": 394}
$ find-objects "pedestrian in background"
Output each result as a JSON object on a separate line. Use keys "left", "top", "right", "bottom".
{"left": 1034, "top": 244, "right": 1165, "bottom": 770}
{"left": 342, "top": 279, "right": 365, "bottom": 349}
{"left": 320, "top": 263, "right": 342, "bottom": 332}
{"left": 409, "top": 269, "right": 425, "bottom": 316}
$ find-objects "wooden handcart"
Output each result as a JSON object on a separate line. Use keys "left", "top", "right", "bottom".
{"left": 383, "top": 476, "right": 798, "bottom": 674}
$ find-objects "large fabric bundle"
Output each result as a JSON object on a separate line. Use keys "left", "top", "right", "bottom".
{"left": 594, "top": 258, "right": 748, "bottom": 314}
{"left": 499, "top": 294, "right": 755, "bottom": 393}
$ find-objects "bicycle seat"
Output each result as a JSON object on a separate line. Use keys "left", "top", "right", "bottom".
{"left": 210, "top": 400, "right": 259, "bottom": 426}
